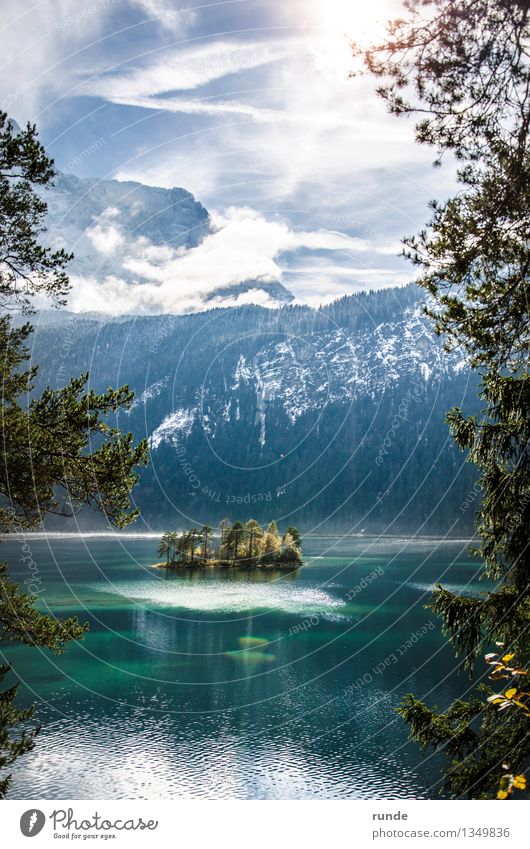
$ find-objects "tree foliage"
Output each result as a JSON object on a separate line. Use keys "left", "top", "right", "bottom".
{"left": 361, "top": 0, "right": 530, "bottom": 370}
{"left": 0, "top": 113, "right": 71, "bottom": 312}
{"left": 0, "top": 320, "right": 147, "bottom": 532}
{"left": 158, "top": 520, "right": 302, "bottom": 567}
{"left": 0, "top": 114, "right": 147, "bottom": 796}
{"left": 359, "top": 0, "right": 530, "bottom": 798}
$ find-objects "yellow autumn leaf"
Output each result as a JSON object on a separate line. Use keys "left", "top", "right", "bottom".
{"left": 501, "top": 653, "right": 515, "bottom": 662}
{"left": 504, "top": 688, "right": 517, "bottom": 699}
{"left": 513, "top": 775, "right": 526, "bottom": 790}
{"left": 497, "top": 789, "right": 509, "bottom": 800}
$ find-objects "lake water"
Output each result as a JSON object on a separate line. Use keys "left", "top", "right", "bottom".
{"left": 1, "top": 534, "right": 482, "bottom": 800}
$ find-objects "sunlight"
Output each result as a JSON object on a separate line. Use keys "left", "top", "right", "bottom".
{"left": 311, "top": 0, "right": 396, "bottom": 76}
{"left": 319, "top": 0, "right": 393, "bottom": 40}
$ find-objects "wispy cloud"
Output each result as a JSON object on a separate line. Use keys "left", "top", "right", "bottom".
{"left": 84, "top": 39, "right": 293, "bottom": 99}
{"left": 1, "top": 0, "right": 454, "bottom": 314}
{"left": 129, "top": 0, "right": 196, "bottom": 35}
{"left": 107, "top": 93, "right": 280, "bottom": 122}
{"left": 114, "top": 40, "right": 442, "bottom": 227}
{"left": 0, "top": 0, "right": 115, "bottom": 119}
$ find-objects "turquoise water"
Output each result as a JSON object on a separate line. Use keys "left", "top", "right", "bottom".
{"left": 1, "top": 534, "right": 482, "bottom": 799}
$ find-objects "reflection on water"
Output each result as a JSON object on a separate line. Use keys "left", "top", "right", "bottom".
{"left": 90, "top": 571, "right": 346, "bottom": 617}
{"left": 0, "top": 535, "right": 478, "bottom": 799}
{"left": 161, "top": 566, "right": 302, "bottom": 583}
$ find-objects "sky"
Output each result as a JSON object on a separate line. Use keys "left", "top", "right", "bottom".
{"left": 0, "top": 0, "right": 456, "bottom": 313}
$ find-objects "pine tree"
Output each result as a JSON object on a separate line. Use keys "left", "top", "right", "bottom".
{"left": 218, "top": 517, "right": 231, "bottom": 558}
{"left": 226, "top": 521, "right": 247, "bottom": 562}
{"left": 285, "top": 525, "right": 302, "bottom": 550}
{"left": 201, "top": 525, "right": 213, "bottom": 560}
{"left": 188, "top": 528, "right": 200, "bottom": 563}
{"left": 245, "top": 519, "right": 263, "bottom": 559}
{"left": 281, "top": 531, "right": 302, "bottom": 565}
{"left": 0, "top": 113, "right": 147, "bottom": 796}
{"left": 360, "top": 0, "right": 530, "bottom": 799}
{"left": 158, "top": 532, "right": 173, "bottom": 565}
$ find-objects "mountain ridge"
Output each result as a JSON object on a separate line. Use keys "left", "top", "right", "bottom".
{"left": 40, "top": 170, "right": 295, "bottom": 311}
{"left": 28, "top": 283, "right": 479, "bottom": 534}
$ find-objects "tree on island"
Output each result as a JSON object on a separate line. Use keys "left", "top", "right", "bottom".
{"left": 226, "top": 521, "right": 247, "bottom": 561}
{"left": 157, "top": 532, "right": 174, "bottom": 566}
{"left": 177, "top": 530, "right": 196, "bottom": 564}
{"left": 157, "top": 520, "right": 302, "bottom": 567}
{"left": 188, "top": 528, "right": 200, "bottom": 563}
{"left": 281, "top": 531, "right": 301, "bottom": 565}
{"left": 218, "top": 517, "right": 231, "bottom": 555}
{"left": 245, "top": 519, "right": 263, "bottom": 558}
{"left": 201, "top": 525, "right": 213, "bottom": 560}
{"left": 285, "top": 526, "right": 302, "bottom": 549}
{"left": 359, "top": 0, "right": 530, "bottom": 800}
{"left": 260, "top": 521, "right": 282, "bottom": 563}
{"left": 0, "top": 114, "right": 148, "bottom": 797}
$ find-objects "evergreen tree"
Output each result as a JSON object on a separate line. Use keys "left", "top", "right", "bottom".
{"left": 188, "top": 528, "right": 200, "bottom": 563}
{"left": 176, "top": 531, "right": 192, "bottom": 564}
{"left": 360, "top": 0, "right": 530, "bottom": 798}
{"left": 201, "top": 525, "right": 213, "bottom": 560}
{"left": 158, "top": 531, "right": 179, "bottom": 565}
{"left": 245, "top": 519, "right": 263, "bottom": 559}
{"left": 157, "top": 532, "right": 171, "bottom": 565}
{"left": 0, "top": 113, "right": 147, "bottom": 796}
{"left": 226, "top": 521, "right": 247, "bottom": 562}
{"left": 0, "top": 114, "right": 71, "bottom": 312}
{"left": 218, "top": 517, "right": 231, "bottom": 558}
{"left": 285, "top": 526, "right": 302, "bottom": 549}
{"left": 281, "top": 531, "right": 302, "bottom": 565}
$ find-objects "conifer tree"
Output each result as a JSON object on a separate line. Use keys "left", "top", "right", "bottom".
{"left": 360, "top": 0, "right": 530, "bottom": 798}
{"left": 245, "top": 519, "right": 263, "bottom": 559}
{"left": 0, "top": 113, "right": 147, "bottom": 796}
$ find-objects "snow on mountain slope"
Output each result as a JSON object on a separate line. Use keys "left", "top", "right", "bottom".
{"left": 149, "top": 408, "right": 197, "bottom": 449}
{"left": 127, "top": 378, "right": 169, "bottom": 412}
{"left": 147, "top": 302, "right": 466, "bottom": 449}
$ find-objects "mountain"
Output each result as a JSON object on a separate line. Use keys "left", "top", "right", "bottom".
{"left": 40, "top": 172, "right": 294, "bottom": 310}
{"left": 28, "top": 284, "right": 479, "bottom": 535}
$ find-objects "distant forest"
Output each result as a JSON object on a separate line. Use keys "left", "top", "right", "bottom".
{"left": 28, "top": 284, "right": 479, "bottom": 534}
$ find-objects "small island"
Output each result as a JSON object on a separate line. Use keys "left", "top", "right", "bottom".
{"left": 154, "top": 519, "right": 302, "bottom": 569}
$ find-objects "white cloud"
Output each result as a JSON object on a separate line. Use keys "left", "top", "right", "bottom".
{"left": 129, "top": 0, "right": 196, "bottom": 35}
{"left": 0, "top": 0, "right": 114, "bottom": 120}
{"left": 84, "top": 39, "right": 293, "bottom": 99}
{"left": 113, "top": 39, "right": 442, "bottom": 229}
{"left": 86, "top": 207, "right": 124, "bottom": 254}
{"left": 106, "top": 93, "right": 280, "bottom": 122}
{"left": 66, "top": 205, "right": 397, "bottom": 315}
{"left": 0, "top": 0, "right": 455, "bottom": 315}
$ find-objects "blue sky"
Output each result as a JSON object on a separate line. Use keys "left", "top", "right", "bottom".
{"left": 0, "top": 0, "right": 455, "bottom": 312}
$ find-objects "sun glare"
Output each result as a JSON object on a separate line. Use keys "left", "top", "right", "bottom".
{"left": 311, "top": 0, "right": 395, "bottom": 76}
{"left": 321, "top": 0, "right": 392, "bottom": 39}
